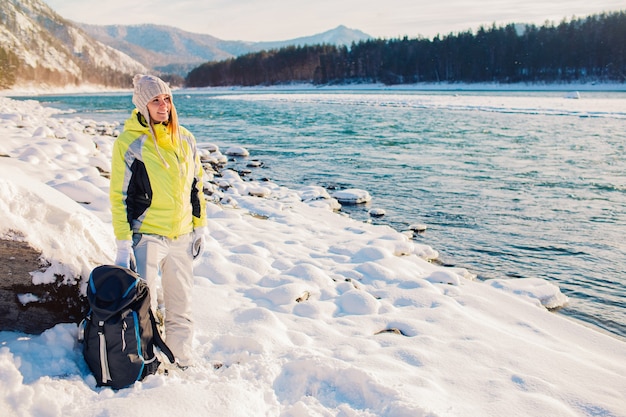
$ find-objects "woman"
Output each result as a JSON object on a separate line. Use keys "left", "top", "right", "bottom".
{"left": 110, "top": 74, "right": 207, "bottom": 368}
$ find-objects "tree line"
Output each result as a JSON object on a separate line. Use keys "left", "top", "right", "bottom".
{"left": 186, "top": 11, "right": 626, "bottom": 87}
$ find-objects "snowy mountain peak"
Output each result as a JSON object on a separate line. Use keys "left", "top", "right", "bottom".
{"left": 0, "top": 0, "right": 146, "bottom": 90}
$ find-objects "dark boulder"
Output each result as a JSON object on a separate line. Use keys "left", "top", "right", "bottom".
{"left": 0, "top": 239, "right": 85, "bottom": 334}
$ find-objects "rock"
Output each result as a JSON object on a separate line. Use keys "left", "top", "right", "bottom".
{"left": 332, "top": 188, "right": 372, "bottom": 204}
{"left": 0, "top": 239, "right": 85, "bottom": 334}
{"left": 225, "top": 146, "right": 250, "bottom": 157}
{"left": 247, "top": 159, "right": 263, "bottom": 168}
{"left": 248, "top": 186, "right": 271, "bottom": 198}
{"left": 295, "top": 291, "right": 310, "bottom": 303}
{"left": 374, "top": 327, "right": 408, "bottom": 336}
{"left": 369, "top": 208, "right": 386, "bottom": 217}
{"left": 409, "top": 223, "right": 428, "bottom": 233}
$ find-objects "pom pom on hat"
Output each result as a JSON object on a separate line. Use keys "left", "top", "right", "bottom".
{"left": 132, "top": 74, "right": 172, "bottom": 120}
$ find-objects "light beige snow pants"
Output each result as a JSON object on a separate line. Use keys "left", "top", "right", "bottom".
{"left": 133, "top": 232, "right": 195, "bottom": 366}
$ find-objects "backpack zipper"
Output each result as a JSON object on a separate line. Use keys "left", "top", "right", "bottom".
{"left": 98, "top": 321, "right": 112, "bottom": 384}
{"left": 121, "top": 321, "right": 127, "bottom": 351}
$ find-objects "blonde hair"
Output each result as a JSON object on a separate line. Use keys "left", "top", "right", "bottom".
{"left": 166, "top": 99, "right": 180, "bottom": 141}
{"left": 159, "top": 98, "right": 187, "bottom": 162}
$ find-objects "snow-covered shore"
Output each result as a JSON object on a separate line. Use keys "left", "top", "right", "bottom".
{"left": 0, "top": 95, "right": 625, "bottom": 417}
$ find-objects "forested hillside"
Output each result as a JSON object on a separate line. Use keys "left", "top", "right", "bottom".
{"left": 186, "top": 11, "right": 626, "bottom": 87}
{"left": 0, "top": 0, "right": 146, "bottom": 90}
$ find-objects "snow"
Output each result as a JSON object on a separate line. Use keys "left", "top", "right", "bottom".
{"left": 1, "top": 95, "right": 625, "bottom": 417}
{"left": 332, "top": 189, "right": 372, "bottom": 204}
{"left": 224, "top": 146, "right": 250, "bottom": 157}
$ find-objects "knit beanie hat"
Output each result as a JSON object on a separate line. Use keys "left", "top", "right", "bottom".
{"left": 132, "top": 74, "right": 172, "bottom": 122}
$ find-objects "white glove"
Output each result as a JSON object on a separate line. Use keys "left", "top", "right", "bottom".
{"left": 191, "top": 227, "right": 207, "bottom": 260}
{"left": 115, "top": 239, "right": 136, "bottom": 271}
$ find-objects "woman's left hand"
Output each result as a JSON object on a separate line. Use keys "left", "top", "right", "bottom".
{"left": 191, "top": 227, "right": 207, "bottom": 260}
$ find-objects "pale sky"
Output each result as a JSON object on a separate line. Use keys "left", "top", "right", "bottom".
{"left": 42, "top": 0, "right": 624, "bottom": 41}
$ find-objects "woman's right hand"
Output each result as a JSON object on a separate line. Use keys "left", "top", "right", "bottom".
{"left": 114, "top": 239, "right": 136, "bottom": 271}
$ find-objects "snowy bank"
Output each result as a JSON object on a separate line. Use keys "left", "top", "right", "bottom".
{"left": 0, "top": 96, "right": 625, "bottom": 417}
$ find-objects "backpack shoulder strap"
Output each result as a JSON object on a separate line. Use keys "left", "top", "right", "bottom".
{"left": 149, "top": 309, "right": 176, "bottom": 364}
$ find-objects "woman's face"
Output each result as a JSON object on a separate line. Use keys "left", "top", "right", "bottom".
{"left": 147, "top": 94, "right": 171, "bottom": 123}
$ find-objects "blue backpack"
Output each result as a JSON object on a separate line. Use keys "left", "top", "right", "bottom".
{"left": 79, "top": 265, "right": 174, "bottom": 389}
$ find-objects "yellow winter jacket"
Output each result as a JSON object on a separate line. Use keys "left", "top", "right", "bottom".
{"left": 110, "top": 109, "right": 207, "bottom": 241}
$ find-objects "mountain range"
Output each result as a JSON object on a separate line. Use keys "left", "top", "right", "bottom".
{"left": 77, "top": 23, "right": 371, "bottom": 77}
{"left": 0, "top": 0, "right": 371, "bottom": 90}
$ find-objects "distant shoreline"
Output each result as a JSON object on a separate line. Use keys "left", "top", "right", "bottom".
{"left": 203, "top": 81, "right": 626, "bottom": 92}
{"left": 3, "top": 81, "right": 626, "bottom": 97}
